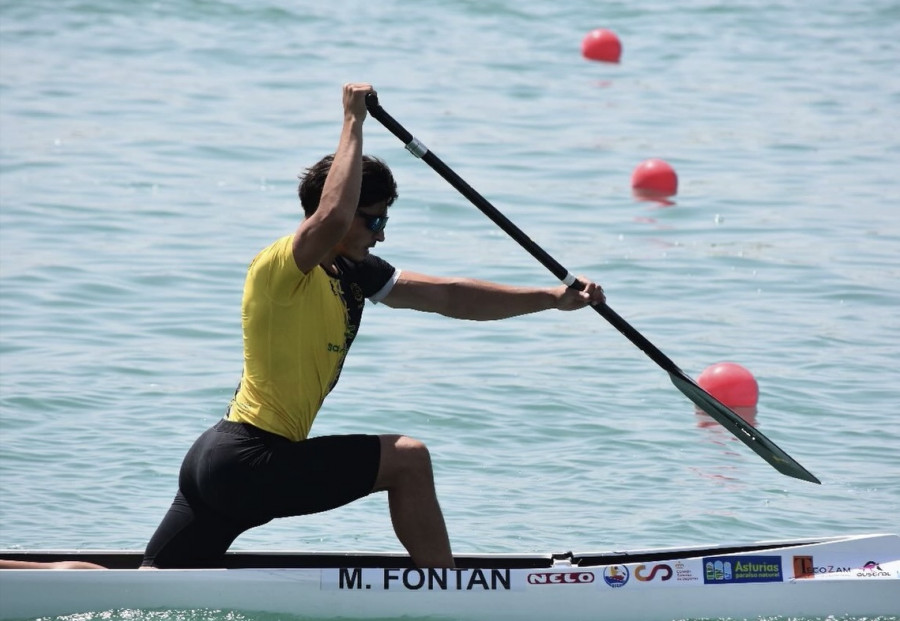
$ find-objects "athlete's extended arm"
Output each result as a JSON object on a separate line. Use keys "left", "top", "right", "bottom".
{"left": 382, "top": 271, "right": 605, "bottom": 320}
{"left": 291, "top": 83, "right": 371, "bottom": 273}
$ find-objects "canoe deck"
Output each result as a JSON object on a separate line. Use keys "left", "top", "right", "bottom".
{"left": 0, "top": 537, "right": 824, "bottom": 569}
{"left": 1, "top": 533, "right": 898, "bottom": 620}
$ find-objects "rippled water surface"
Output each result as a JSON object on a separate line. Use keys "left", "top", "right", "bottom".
{"left": 1, "top": 0, "right": 899, "bottom": 619}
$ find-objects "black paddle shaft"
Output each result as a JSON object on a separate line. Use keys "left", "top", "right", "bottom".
{"left": 364, "top": 92, "right": 820, "bottom": 484}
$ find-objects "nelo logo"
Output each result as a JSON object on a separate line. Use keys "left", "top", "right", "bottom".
{"left": 527, "top": 571, "right": 595, "bottom": 585}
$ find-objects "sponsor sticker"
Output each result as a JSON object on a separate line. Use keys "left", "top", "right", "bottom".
{"left": 626, "top": 559, "right": 703, "bottom": 588}
{"left": 673, "top": 559, "right": 702, "bottom": 584}
{"left": 793, "top": 555, "right": 814, "bottom": 579}
{"left": 792, "top": 555, "right": 853, "bottom": 579}
{"left": 702, "top": 555, "right": 783, "bottom": 584}
{"left": 634, "top": 563, "right": 673, "bottom": 582}
{"left": 527, "top": 570, "right": 595, "bottom": 585}
{"left": 857, "top": 561, "right": 893, "bottom": 579}
{"left": 602, "top": 565, "right": 630, "bottom": 588}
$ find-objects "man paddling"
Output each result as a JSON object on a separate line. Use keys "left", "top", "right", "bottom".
{"left": 142, "top": 83, "right": 605, "bottom": 569}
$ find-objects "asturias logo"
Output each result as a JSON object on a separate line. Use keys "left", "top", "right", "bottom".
{"left": 703, "top": 555, "right": 783, "bottom": 584}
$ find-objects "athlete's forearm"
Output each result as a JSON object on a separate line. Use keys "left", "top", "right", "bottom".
{"left": 440, "top": 279, "right": 559, "bottom": 320}
{"left": 385, "top": 273, "right": 558, "bottom": 320}
{"left": 318, "top": 117, "right": 364, "bottom": 226}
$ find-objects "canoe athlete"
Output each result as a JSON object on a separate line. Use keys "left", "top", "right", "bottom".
{"left": 142, "top": 83, "right": 605, "bottom": 569}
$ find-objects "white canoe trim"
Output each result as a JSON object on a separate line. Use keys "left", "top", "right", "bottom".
{"left": 1, "top": 533, "right": 898, "bottom": 620}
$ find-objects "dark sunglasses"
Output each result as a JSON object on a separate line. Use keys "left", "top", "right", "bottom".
{"left": 358, "top": 213, "right": 389, "bottom": 233}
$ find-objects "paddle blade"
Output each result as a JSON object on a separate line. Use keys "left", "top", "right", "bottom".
{"left": 669, "top": 373, "right": 821, "bottom": 484}
{"left": 364, "top": 94, "right": 819, "bottom": 484}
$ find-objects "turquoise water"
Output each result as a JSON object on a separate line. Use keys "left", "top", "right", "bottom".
{"left": 1, "top": 0, "right": 899, "bottom": 619}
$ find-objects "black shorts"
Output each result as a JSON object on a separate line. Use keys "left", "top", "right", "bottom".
{"left": 143, "top": 419, "right": 381, "bottom": 568}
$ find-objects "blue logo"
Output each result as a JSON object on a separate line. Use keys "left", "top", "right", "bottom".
{"left": 602, "top": 565, "right": 630, "bottom": 588}
{"left": 703, "top": 555, "right": 783, "bottom": 584}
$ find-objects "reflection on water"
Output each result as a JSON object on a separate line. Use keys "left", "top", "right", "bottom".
{"left": 696, "top": 406, "right": 758, "bottom": 429}
{"left": 632, "top": 188, "right": 677, "bottom": 207}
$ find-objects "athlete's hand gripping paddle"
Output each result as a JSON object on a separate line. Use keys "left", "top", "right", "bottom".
{"left": 365, "top": 92, "right": 820, "bottom": 484}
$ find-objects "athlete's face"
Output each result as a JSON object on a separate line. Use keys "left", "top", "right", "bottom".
{"left": 335, "top": 201, "right": 388, "bottom": 262}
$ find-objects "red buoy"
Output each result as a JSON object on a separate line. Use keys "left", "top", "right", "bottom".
{"left": 631, "top": 159, "right": 678, "bottom": 198}
{"left": 581, "top": 29, "right": 622, "bottom": 63}
{"left": 698, "top": 362, "right": 759, "bottom": 408}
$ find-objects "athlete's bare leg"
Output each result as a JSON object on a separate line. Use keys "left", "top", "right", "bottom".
{"left": 0, "top": 560, "right": 105, "bottom": 570}
{"left": 374, "top": 435, "right": 454, "bottom": 568}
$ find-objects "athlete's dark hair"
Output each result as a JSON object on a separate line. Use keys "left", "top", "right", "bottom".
{"left": 298, "top": 154, "right": 398, "bottom": 217}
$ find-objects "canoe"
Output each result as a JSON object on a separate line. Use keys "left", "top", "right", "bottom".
{"left": 1, "top": 533, "right": 898, "bottom": 620}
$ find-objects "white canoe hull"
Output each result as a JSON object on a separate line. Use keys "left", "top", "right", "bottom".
{"left": 1, "top": 533, "right": 898, "bottom": 620}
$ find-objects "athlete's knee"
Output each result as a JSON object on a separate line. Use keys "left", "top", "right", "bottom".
{"left": 376, "top": 435, "right": 435, "bottom": 490}
{"left": 397, "top": 435, "right": 432, "bottom": 467}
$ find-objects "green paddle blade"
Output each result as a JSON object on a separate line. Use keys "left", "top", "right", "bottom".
{"left": 669, "top": 373, "right": 821, "bottom": 484}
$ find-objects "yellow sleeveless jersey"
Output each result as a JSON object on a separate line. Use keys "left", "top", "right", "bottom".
{"left": 226, "top": 235, "right": 397, "bottom": 441}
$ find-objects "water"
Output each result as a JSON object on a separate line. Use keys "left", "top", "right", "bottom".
{"left": 1, "top": 0, "right": 899, "bottom": 619}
